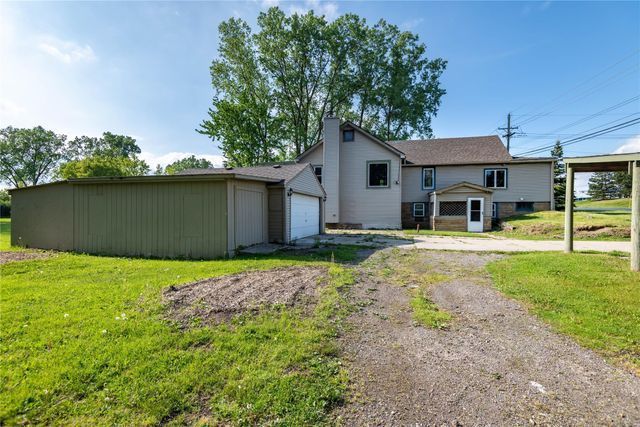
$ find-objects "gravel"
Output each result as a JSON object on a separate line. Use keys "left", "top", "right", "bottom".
{"left": 0, "top": 250, "right": 52, "bottom": 265}
{"left": 163, "top": 266, "right": 328, "bottom": 326}
{"left": 333, "top": 249, "right": 640, "bottom": 426}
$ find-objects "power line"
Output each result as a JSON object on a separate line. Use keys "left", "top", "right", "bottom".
{"left": 508, "top": 49, "right": 640, "bottom": 118}
{"left": 513, "top": 117, "right": 640, "bottom": 156}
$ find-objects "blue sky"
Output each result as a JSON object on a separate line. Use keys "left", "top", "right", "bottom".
{"left": 1, "top": 1, "right": 638, "bottom": 193}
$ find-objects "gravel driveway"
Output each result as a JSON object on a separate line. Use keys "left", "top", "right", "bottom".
{"left": 334, "top": 250, "right": 640, "bottom": 425}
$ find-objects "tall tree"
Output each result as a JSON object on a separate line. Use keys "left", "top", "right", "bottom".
{"left": 199, "top": 18, "right": 284, "bottom": 167}
{"left": 613, "top": 171, "right": 632, "bottom": 198}
{"left": 0, "top": 126, "right": 67, "bottom": 187}
{"left": 200, "top": 7, "right": 446, "bottom": 164}
{"left": 58, "top": 132, "right": 148, "bottom": 178}
{"left": 587, "top": 172, "right": 618, "bottom": 200}
{"left": 162, "top": 155, "right": 215, "bottom": 175}
{"left": 550, "top": 141, "right": 566, "bottom": 210}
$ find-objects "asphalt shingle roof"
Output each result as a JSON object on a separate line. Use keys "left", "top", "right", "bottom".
{"left": 179, "top": 162, "right": 309, "bottom": 184}
{"left": 388, "top": 135, "right": 513, "bottom": 165}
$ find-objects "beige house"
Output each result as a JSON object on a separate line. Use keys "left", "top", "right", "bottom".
{"left": 297, "top": 116, "right": 554, "bottom": 232}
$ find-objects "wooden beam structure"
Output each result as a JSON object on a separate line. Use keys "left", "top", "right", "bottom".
{"left": 564, "top": 153, "right": 640, "bottom": 271}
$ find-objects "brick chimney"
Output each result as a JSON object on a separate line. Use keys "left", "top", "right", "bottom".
{"left": 323, "top": 114, "right": 340, "bottom": 224}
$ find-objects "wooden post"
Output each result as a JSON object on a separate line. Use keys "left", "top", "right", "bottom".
{"left": 632, "top": 160, "right": 639, "bottom": 272}
{"left": 564, "top": 165, "right": 574, "bottom": 253}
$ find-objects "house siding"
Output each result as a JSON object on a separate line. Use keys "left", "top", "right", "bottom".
{"left": 402, "top": 162, "right": 553, "bottom": 203}
{"left": 339, "top": 129, "right": 402, "bottom": 228}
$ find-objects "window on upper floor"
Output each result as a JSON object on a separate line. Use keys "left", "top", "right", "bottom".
{"left": 343, "top": 129, "right": 354, "bottom": 142}
{"left": 313, "top": 165, "right": 322, "bottom": 183}
{"left": 367, "top": 161, "right": 389, "bottom": 188}
{"left": 484, "top": 168, "right": 507, "bottom": 189}
{"left": 422, "top": 167, "right": 435, "bottom": 190}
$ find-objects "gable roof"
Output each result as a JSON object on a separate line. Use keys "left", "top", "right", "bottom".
{"left": 179, "top": 162, "right": 310, "bottom": 185}
{"left": 388, "top": 135, "right": 513, "bottom": 166}
{"left": 297, "top": 120, "right": 405, "bottom": 161}
{"left": 432, "top": 181, "right": 493, "bottom": 195}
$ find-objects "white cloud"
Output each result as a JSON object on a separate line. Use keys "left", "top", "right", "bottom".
{"left": 37, "top": 36, "right": 96, "bottom": 64}
{"left": 288, "top": 0, "right": 338, "bottom": 20}
{"left": 261, "top": 0, "right": 280, "bottom": 8}
{"left": 400, "top": 18, "right": 424, "bottom": 31}
{"left": 140, "top": 151, "right": 225, "bottom": 169}
{"left": 0, "top": 99, "right": 26, "bottom": 115}
{"left": 613, "top": 135, "right": 640, "bottom": 154}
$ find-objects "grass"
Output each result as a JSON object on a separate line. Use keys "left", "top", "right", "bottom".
{"left": 493, "top": 210, "right": 630, "bottom": 241}
{"left": 404, "top": 229, "right": 490, "bottom": 238}
{"left": 487, "top": 252, "right": 640, "bottom": 372}
{"left": 1, "top": 218, "right": 11, "bottom": 250}
{"left": 0, "top": 247, "right": 357, "bottom": 425}
{"left": 576, "top": 198, "right": 631, "bottom": 209}
{"left": 410, "top": 273, "right": 451, "bottom": 329}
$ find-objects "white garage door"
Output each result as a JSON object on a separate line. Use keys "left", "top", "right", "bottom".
{"left": 291, "top": 193, "right": 320, "bottom": 240}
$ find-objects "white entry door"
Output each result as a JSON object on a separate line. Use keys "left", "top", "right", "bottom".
{"left": 290, "top": 193, "right": 320, "bottom": 240}
{"left": 467, "top": 198, "right": 484, "bottom": 232}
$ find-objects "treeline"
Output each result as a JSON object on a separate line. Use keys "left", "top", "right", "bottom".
{"left": 0, "top": 126, "right": 215, "bottom": 188}
{"left": 199, "top": 7, "right": 447, "bottom": 167}
{"left": 587, "top": 171, "right": 632, "bottom": 200}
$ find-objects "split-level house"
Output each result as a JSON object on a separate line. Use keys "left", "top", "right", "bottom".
{"left": 297, "top": 116, "right": 555, "bottom": 232}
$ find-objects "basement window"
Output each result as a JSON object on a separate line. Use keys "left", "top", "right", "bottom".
{"left": 343, "top": 129, "right": 354, "bottom": 142}
{"left": 413, "top": 202, "right": 426, "bottom": 217}
{"left": 516, "top": 202, "right": 534, "bottom": 213}
{"left": 367, "top": 161, "right": 389, "bottom": 188}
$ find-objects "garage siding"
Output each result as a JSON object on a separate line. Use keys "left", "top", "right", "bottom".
{"left": 233, "top": 182, "right": 268, "bottom": 247}
{"left": 284, "top": 166, "right": 325, "bottom": 243}
{"left": 268, "top": 187, "right": 285, "bottom": 243}
{"left": 73, "top": 181, "right": 228, "bottom": 258}
{"left": 10, "top": 183, "right": 74, "bottom": 250}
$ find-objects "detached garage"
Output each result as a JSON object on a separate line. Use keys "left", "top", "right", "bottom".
{"left": 10, "top": 163, "right": 324, "bottom": 259}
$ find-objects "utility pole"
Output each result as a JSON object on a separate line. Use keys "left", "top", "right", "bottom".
{"left": 498, "top": 113, "right": 519, "bottom": 153}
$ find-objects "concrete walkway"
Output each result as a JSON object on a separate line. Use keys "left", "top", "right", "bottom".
{"left": 409, "top": 235, "right": 630, "bottom": 253}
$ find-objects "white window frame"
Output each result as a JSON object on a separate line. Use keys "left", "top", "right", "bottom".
{"left": 367, "top": 161, "right": 390, "bottom": 188}
{"left": 484, "top": 168, "right": 507, "bottom": 189}
{"left": 422, "top": 167, "right": 435, "bottom": 190}
{"left": 413, "top": 202, "right": 426, "bottom": 217}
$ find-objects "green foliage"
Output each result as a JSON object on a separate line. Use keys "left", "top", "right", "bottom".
{"left": 58, "top": 156, "right": 150, "bottom": 179}
{"left": 410, "top": 274, "right": 451, "bottom": 329}
{"left": 550, "top": 141, "right": 566, "bottom": 210}
{"left": 488, "top": 253, "right": 640, "bottom": 370}
{"left": 576, "top": 198, "right": 631, "bottom": 209}
{"left": 58, "top": 132, "right": 148, "bottom": 179}
{"left": 0, "top": 249, "right": 356, "bottom": 424}
{"left": 588, "top": 172, "right": 619, "bottom": 200}
{"left": 200, "top": 7, "right": 446, "bottom": 165}
{"left": 0, "top": 126, "right": 67, "bottom": 187}
{"left": 0, "top": 189, "right": 10, "bottom": 207}
{"left": 613, "top": 171, "right": 632, "bottom": 198}
{"left": 162, "top": 155, "right": 214, "bottom": 175}
{"left": 0, "top": 218, "right": 10, "bottom": 249}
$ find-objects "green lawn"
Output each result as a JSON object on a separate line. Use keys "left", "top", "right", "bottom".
{"left": 576, "top": 198, "right": 631, "bottom": 209}
{"left": 493, "top": 210, "right": 630, "bottom": 241}
{"left": 488, "top": 253, "right": 640, "bottom": 372}
{"left": 0, "top": 218, "right": 11, "bottom": 250}
{"left": 0, "top": 248, "right": 356, "bottom": 425}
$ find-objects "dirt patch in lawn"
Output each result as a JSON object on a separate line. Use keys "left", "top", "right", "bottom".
{"left": 0, "top": 251, "right": 52, "bottom": 265}
{"left": 163, "top": 266, "right": 328, "bottom": 326}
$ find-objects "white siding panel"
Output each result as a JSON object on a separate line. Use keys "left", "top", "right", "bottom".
{"left": 402, "top": 162, "right": 553, "bottom": 203}
{"left": 339, "top": 130, "right": 402, "bottom": 228}
{"left": 288, "top": 166, "right": 324, "bottom": 197}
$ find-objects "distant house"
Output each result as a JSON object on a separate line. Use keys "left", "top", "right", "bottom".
{"left": 297, "top": 116, "right": 554, "bottom": 232}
